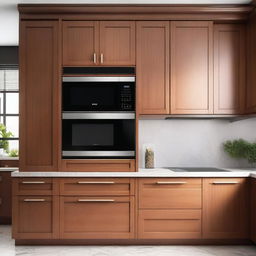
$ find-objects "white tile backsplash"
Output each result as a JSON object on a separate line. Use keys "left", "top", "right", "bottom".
{"left": 139, "top": 118, "right": 256, "bottom": 168}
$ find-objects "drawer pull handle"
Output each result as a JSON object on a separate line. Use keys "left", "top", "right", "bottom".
{"left": 24, "top": 199, "right": 46, "bottom": 202}
{"left": 156, "top": 181, "right": 187, "bottom": 185}
{"left": 77, "top": 181, "right": 115, "bottom": 184}
{"left": 77, "top": 199, "right": 115, "bottom": 202}
{"left": 22, "top": 181, "right": 46, "bottom": 184}
{"left": 212, "top": 181, "right": 239, "bottom": 185}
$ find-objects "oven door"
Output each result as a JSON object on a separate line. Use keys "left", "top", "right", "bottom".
{"left": 62, "top": 113, "right": 135, "bottom": 159}
{"left": 62, "top": 77, "right": 135, "bottom": 111}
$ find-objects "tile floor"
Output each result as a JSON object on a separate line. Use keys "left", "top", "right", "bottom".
{"left": 1, "top": 225, "right": 256, "bottom": 256}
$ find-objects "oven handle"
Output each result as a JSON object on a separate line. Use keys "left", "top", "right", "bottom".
{"left": 62, "top": 112, "right": 135, "bottom": 120}
{"left": 62, "top": 76, "right": 135, "bottom": 82}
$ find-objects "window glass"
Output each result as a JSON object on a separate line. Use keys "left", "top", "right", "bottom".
{"left": 6, "top": 116, "right": 19, "bottom": 137}
{"left": 6, "top": 93, "right": 19, "bottom": 114}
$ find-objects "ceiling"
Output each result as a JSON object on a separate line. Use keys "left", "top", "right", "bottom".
{"left": 0, "top": 0, "right": 252, "bottom": 45}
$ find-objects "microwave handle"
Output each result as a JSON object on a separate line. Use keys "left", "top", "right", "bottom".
{"left": 62, "top": 112, "right": 135, "bottom": 120}
{"left": 62, "top": 77, "right": 135, "bottom": 82}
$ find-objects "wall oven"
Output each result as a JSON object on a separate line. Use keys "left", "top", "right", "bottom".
{"left": 62, "top": 112, "right": 135, "bottom": 159}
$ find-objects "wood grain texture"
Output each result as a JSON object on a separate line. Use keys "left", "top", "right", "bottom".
{"left": 213, "top": 24, "right": 245, "bottom": 114}
{"left": 63, "top": 21, "right": 99, "bottom": 66}
{"left": 60, "top": 178, "right": 135, "bottom": 196}
{"left": 138, "top": 178, "right": 202, "bottom": 209}
{"left": 59, "top": 196, "right": 135, "bottom": 239}
{"left": 137, "top": 21, "right": 169, "bottom": 114}
{"left": 61, "top": 159, "right": 135, "bottom": 172}
{"left": 170, "top": 21, "right": 213, "bottom": 114}
{"left": 99, "top": 21, "right": 135, "bottom": 66}
{"left": 0, "top": 160, "right": 19, "bottom": 167}
{"left": 19, "top": 20, "right": 59, "bottom": 172}
{"left": 202, "top": 178, "right": 249, "bottom": 239}
{"left": 138, "top": 209, "right": 202, "bottom": 239}
{"left": 251, "top": 179, "right": 256, "bottom": 243}
{"left": 246, "top": 10, "right": 256, "bottom": 114}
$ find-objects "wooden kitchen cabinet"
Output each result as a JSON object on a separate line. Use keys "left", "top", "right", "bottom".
{"left": 214, "top": 24, "right": 245, "bottom": 114}
{"left": 203, "top": 178, "right": 249, "bottom": 239}
{"left": 137, "top": 21, "right": 169, "bottom": 114}
{"left": 251, "top": 179, "right": 256, "bottom": 243}
{"left": 63, "top": 21, "right": 135, "bottom": 66}
{"left": 170, "top": 21, "right": 213, "bottom": 114}
{"left": 19, "top": 20, "right": 59, "bottom": 172}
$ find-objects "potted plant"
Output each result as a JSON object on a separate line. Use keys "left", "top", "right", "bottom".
{"left": 0, "top": 123, "right": 14, "bottom": 156}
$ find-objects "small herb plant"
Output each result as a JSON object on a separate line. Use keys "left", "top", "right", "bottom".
{"left": 0, "top": 123, "right": 14, "bottom": 153}
{"left": 8, "top": 149, "right": 19, "bottom": 157}
{"left": 223, "top": 139, "right": 256, "bottom": 163}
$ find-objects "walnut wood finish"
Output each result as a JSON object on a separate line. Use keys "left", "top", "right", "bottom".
{"left": 137, "top": 21, "right": 169, "bottom": 114}
{"left": 170, "top": 21, "right": 213, "bottom": 114}
{"left": 63, "top": 21, "right": 99, "bottom": 66}
{"left": 99, "top": 21, "right": 135, "bottom": 66}
{"left": 61, "top": 159, "right": 135, "bottom": 172}
{"left": 19, "top": 21, "right": 59, "bottom": 172}
{"left": 246, "top": 9, "right": 256, "bottom": 113}
{"left": 60, "top": 178, "right": 135, "bottom": 196}
{"left": 139, "top": 178, "right": 202, "bottom": 209}
{"left": 203, "top": 178, "right": 249, "bottom": 239}
{"left": 214, "top": 24, "right": 245, "bottom": 114}
{"left": 0, "top": 160, "right": 19, "bottom": 167}
{"left": 251, "top": 179, "right": 256, "bottom": 243}
{"left": 0, "top": 172, "right": 12, "bottom": 224}
{"left": 138, "top": 209, "right": 202, "bottom": 239}
{"left": 60, "top": 196, "right": 135, "bottom": 239}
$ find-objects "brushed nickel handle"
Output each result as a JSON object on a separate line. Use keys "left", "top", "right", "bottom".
{"left": 24, "top": 199, "right": 46, "bottom": 202}
{"left": 22, "top": 181, "right": 45, "bottom": 184}
{"left": 77, "top": 199, "right": 115, "bottom": 202}
{"left": 93, "top": 53, "right": 97, "bottom": 64}
{"left": 212, "top": 181, "right": 239, "bottom": 185}
{"left": 77, "top": 181, "right": 115, "bottom": 184}
{"left": 156, "top": 181, "right": 187, "bottom": 185}
{"left": 100, "top": 53, "right": 104, "bottom": 64}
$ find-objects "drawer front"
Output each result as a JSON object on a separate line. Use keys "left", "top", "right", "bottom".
{"left": 139, "top": 178, "right": 202, "bottom": 209}
{"left": 13, "top": 178, "right": 58, "bottom": 195}
{"left": 138, "top": 209, "right": 202, "bottom": 239}
{"left": 60, "top": 178, "right": 135, "bottom": 196}
{"left": 60, "top": 196, "right": 135, "bottom": 239}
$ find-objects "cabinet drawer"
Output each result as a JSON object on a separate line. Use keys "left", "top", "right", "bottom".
{"left": 13, "top": 178, "right": 58, "bottom": 195}
{"left": 60, "top": 178, "right": 135, "bottom": 196}
{"left": 139, "top": 178, "right": 202, "bottom": 209}
{"left": 60, "top": 196, "right": 134, "bottom": 239}
{"left": 138, "top": 209, "right": 202, "bottom": 239}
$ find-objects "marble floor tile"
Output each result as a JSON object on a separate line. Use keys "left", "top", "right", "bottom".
{"left": 1, "top": 226, "right": 256, "bottom": 256}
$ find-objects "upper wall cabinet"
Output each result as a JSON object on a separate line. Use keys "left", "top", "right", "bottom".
{"left": 63, "top": 21, "right": 135, "bottom": 66}
{"left": 137, "top": 21, "right": 169, "bottom": 114}
{"left": 170, "top": 21, "right": 213, "bottom": 114}
{"left": 214, "top": 24, "right": 245, "bottom": 114}
{"left": 19, "top": 21, "right": 59, "bottom": 172}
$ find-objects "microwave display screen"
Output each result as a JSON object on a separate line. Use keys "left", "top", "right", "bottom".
{"left": 72, "top": 124, "right": 113, "bottom": 147}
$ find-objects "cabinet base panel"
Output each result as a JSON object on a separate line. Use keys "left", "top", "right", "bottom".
{"left": 0, "top": 217, "right": 12, "bottom": 225}
{"left": 15, "top": 239, "right": 252, "bottom": 246}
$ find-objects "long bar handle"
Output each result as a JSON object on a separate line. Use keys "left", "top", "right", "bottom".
{"left": 24, "top": 199, "right": 46, "bottom": 202}
{"left": 212, "top": 181, "right": 239, "bottom": 185}
{"left": 22, "top": 181, "right": 45, "bottom": 184}
{"left": 156, "top": 181, "right": 187, "bottom": 185}
{"left": 93, "top": 53, "right": 97, "bottom": 64}
{"left": 100, "top": 53, "right": 104, "bottom": 64}
{"left": 77, "top": 199, "right": 115, "bottom": 202}
{"left": 77, "top": 181, "right": 115, "bottom": 184}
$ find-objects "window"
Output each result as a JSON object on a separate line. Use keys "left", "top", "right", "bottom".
{"left": 0, "top": 67, "right": 19, "bottom": 155}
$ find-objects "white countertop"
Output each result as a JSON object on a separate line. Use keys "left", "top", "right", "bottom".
{"left": 11, "top": 167, "right": 256, "bottom": 178}
{"left": 0, "top": 167, "right": 19, "bottom": 172}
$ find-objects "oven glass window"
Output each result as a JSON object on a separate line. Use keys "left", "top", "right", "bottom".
{"left": 72, "top": 124, "right": 114, "bottom": 146}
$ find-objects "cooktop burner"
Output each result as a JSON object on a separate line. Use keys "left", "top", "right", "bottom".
{"left": 165, "top": 167, "right": 230, "bottom": 172}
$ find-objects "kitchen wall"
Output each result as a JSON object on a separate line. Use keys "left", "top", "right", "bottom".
{"left": 139, "top": 118, "right": 256, "bottom": 168}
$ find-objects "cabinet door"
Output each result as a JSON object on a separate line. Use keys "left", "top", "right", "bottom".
{"left": 251, "top": 179, "right": 256, "bottom": 243}
{"left": 214, "top": 24, "right": 245, "bottom": 114}
{"left": 99, "top": 21, "right": 135, "bottom": 66}
{"left": 170, "top": 21, "right": 213, "bottom": 114}
{"left": 12, "top": 196, "right": 59, "bottom": 239}
{"left": 60, "top": 196, "right": 134, "bottom": 239}
{"left": 19, "top": 21, "right": 59, "bottom": 172}
{"left": 63, "top": 21, "right": 99, "bottom": 66}
{"left": 137, "top": 21, "right": 169, "bottom": 114}
{"left": 203, "top": 178, "right": 249, "bottom": 239}
{"left": 246, "top": 10, "right": 256, "bottom": 113}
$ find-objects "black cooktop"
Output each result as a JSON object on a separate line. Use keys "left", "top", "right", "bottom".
{"left": 165, "top": 167, "right": 230, "bottom": 172}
